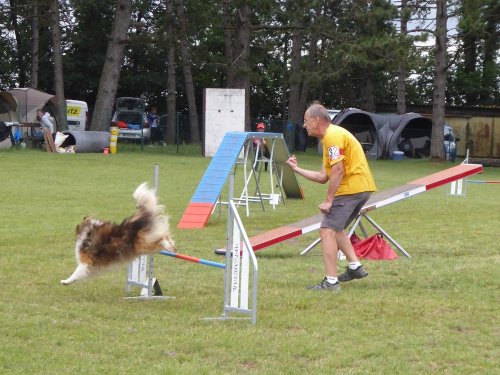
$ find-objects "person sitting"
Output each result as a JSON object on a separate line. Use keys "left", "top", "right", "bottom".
{"left": 399, "top": 137, "right": 414, "bottom": 158}
{"left": 415, "top": 139, "right": 431, "bottom": 159}
{"left": 36, "top": 109, "right": 55, "bottom": 134}
{"left": 253, "top": 122, "right": 270, "bottom": 171}
{"left": 35, "top": 109, "right": 56, "bottom": 146}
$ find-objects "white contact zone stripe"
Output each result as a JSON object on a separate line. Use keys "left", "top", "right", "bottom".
{"left": 372, "top": 186, "right": 426, "bottom": 209}
{"left": 302, "top": 223, "right": 321, "bottom": 234}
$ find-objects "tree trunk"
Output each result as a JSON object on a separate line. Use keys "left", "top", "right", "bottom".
{"left": 360, "top": 73, "right": 376, "bottom": 112}
{"left": 287, "top": 25, "right": 303, "bottom": 126}
{"left": 479, "top": 0, "right": 499, "bottom": 104}
{"left": 280, "top": 37, "right": 289, "bottom": 120}
{"left": 49, "top": 0, "right": 67, "bottom": 131}
{"left": 165, "top": 0, "right": 176, "bottom": 144}
{"left": 298, "top": 32, "right": 318, "bottom": 113}
{"left": 177, "top": 0, "right": 199, "bottom": 143}
{"left": 231, "top": 4, "right": 251, "bottom": 130}
{"left": 396, "top": 0, "right": 408, "bottom": 114}
{"left": 30, "top": 0, "right": 39, "bottom": 88}
{"left": 9, "top": 0, "right": 27, "bottom": 87}
{"left": 462, "top": 0, "right": 479, "bottom": 105}
{"left": 431, "top": 0, "right": 447, "bottom": 161}
{"left": 222, "top": 0, "right": 235, "bottom": 87}
{"left": 91, "top": 0, "right": 132, "bottom": 131}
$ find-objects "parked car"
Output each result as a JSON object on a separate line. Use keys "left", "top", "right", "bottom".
{"left": 407, "top": 124, "right": 460, "bottom": 160}
{"left": 66, "top": 99, "right": 89, "bottom": 131}
{"left": 112, "top": 97, "right": 150, "bottom": 141}
{"left": 327, "top": 108, "right": 341, "bottom": 121}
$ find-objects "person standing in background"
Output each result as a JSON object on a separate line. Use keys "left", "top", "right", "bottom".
{"left": 148, "top": 106, "right": 159, "bottom": 145}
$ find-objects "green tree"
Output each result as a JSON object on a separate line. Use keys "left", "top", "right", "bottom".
{"left": 91, "top": 0, "right": 132, "bottom": 131}
{"left": 63, "top": 0, "right": 115, "bottom": 107}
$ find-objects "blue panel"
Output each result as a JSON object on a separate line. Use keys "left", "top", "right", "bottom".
{"left": 189, "top": 132, "right": 248, "bottom": 204}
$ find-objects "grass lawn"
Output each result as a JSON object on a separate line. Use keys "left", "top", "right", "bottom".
{"left": 0, "top": 145, "right": 498, "bottom": 374}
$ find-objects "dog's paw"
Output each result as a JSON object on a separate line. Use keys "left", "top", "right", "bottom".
{"left": 60, "top": 279, "right": 70, "bottom": 285}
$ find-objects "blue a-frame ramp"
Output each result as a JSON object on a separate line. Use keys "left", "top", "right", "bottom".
{"left": 178, "top": 132, "right": 303, "bottom": 228}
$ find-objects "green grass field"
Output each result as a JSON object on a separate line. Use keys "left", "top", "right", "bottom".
{"left": 0, "top": 145, "right": 498, "bottom": 374}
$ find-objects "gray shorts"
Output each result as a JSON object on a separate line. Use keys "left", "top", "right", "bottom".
{"left": 320, "top": 192, "right": 372, "bottom": 231}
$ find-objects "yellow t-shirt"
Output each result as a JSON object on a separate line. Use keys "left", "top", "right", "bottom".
{"left": 322, "top": 124, "right": 376, "bottom": 196}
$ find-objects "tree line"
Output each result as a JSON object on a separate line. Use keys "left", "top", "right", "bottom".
{"left": 1, "top": 0, "right": 498, "bottom": 160}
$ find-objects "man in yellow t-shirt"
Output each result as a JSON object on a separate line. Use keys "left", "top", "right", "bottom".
{"left": 286, "top": 103, "right": 376, "bottom": 291}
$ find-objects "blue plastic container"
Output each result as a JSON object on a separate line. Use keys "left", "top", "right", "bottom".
{"left": 392, "top": 151, "right": 404, "bottom": 160}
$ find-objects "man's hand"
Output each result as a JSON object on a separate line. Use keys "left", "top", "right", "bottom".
{"left": 319, "top": 200, "right": 333, "bottom": 214}
{"left": 286, "top": 155, "right": 298, "bottom": 171}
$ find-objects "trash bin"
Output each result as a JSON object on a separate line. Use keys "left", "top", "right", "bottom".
{"left": 60, "top": 131, "right": 111, "bottom": 153}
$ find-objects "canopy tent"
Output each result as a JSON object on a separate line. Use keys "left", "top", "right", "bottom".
{"left": 333, "top": 108, "right": 433, "bottom": 159}
{"left": 7, "top": 87, "right": 55, "bottom": 123}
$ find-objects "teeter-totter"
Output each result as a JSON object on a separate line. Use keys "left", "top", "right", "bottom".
{"left": 215, "top": 163, "right": 483, "bottom": 258}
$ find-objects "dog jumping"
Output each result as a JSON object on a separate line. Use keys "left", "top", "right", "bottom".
{"left": 61, "top": 183, "right": 176, "bottom": 285}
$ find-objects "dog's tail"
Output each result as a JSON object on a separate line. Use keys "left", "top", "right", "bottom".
{"left": 133, "top": 183, "right": 173, "bottom": 249}
{"left": 133, "top": 182, "right": 159, "bottom": 214}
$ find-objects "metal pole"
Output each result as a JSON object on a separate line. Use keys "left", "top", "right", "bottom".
{"left": 146, "top": 164, "right": 160, "bottom": 296}
{"left": 223, "top": 170, "right": 235, "bottom": 317}
{"left": 362, "top": 214, "right": 411, "bottom": 258}
{"left": 176, "top": 112, "right": 180, "bottom": 154}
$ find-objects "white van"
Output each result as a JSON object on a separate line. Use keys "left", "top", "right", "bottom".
{"left": 66, "top": 99, "right": 89, "bottom": 131}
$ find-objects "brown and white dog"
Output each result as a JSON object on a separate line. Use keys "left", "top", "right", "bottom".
{"left": 61, "top": 183, "right": 175, "bottom": 285}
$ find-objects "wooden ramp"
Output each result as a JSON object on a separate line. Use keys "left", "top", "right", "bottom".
{"left": 220, "top": 163, "right": 483, "bottom": 253}
{"left": 178, "top": 131, "right": 303, "bottom": 229}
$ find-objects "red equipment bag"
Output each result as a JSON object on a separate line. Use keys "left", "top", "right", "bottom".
{"left": 352, "top": 233, "right": 399, "bottom": 260}
{"left": 349, "top": 232, "right": 362, "bottom": 246}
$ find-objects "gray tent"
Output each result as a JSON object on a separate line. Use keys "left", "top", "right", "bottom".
{"left": 385, "top": 112, "right": 432, "bottom": 159}
{"left": 333, "top": 108, "right": 432, "bottom": 159}
{"left": 332, "top": 108, "right": 388, "bottom": 159}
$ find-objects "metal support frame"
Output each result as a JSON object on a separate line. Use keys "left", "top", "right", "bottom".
{"left": 217, "top": 136, "right": 286, "bottom": 217}
{"left": 300, "top": 212, "right": 411, "bottom": 258}
{"left": 253, "top": 138, "right": 286, "bottom": 208}
{"left": 449, "top": 150, "right": 469, "bottom": 197}
{"left": 237, "top": 141, "right": 266, "bottom": 216}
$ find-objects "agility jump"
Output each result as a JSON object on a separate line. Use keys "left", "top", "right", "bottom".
{"left": 159, "top": 250, "right": 225, "bottom": 269}
{"left": 126, "top": 165, "right": 259, "bottom": 324}
{"left": 216, "top": 163, "right": 483, "bottom": 256}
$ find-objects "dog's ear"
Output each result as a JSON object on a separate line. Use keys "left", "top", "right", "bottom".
{"left": 75, "top": 219, "right": 86, "bottom": 235}
{"left": 76, "top": 217, "right": 94, "bottom": 236}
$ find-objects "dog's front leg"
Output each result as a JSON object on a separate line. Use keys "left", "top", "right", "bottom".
{"left": 61, "top": 263, "right": 91, "bottom": 285}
